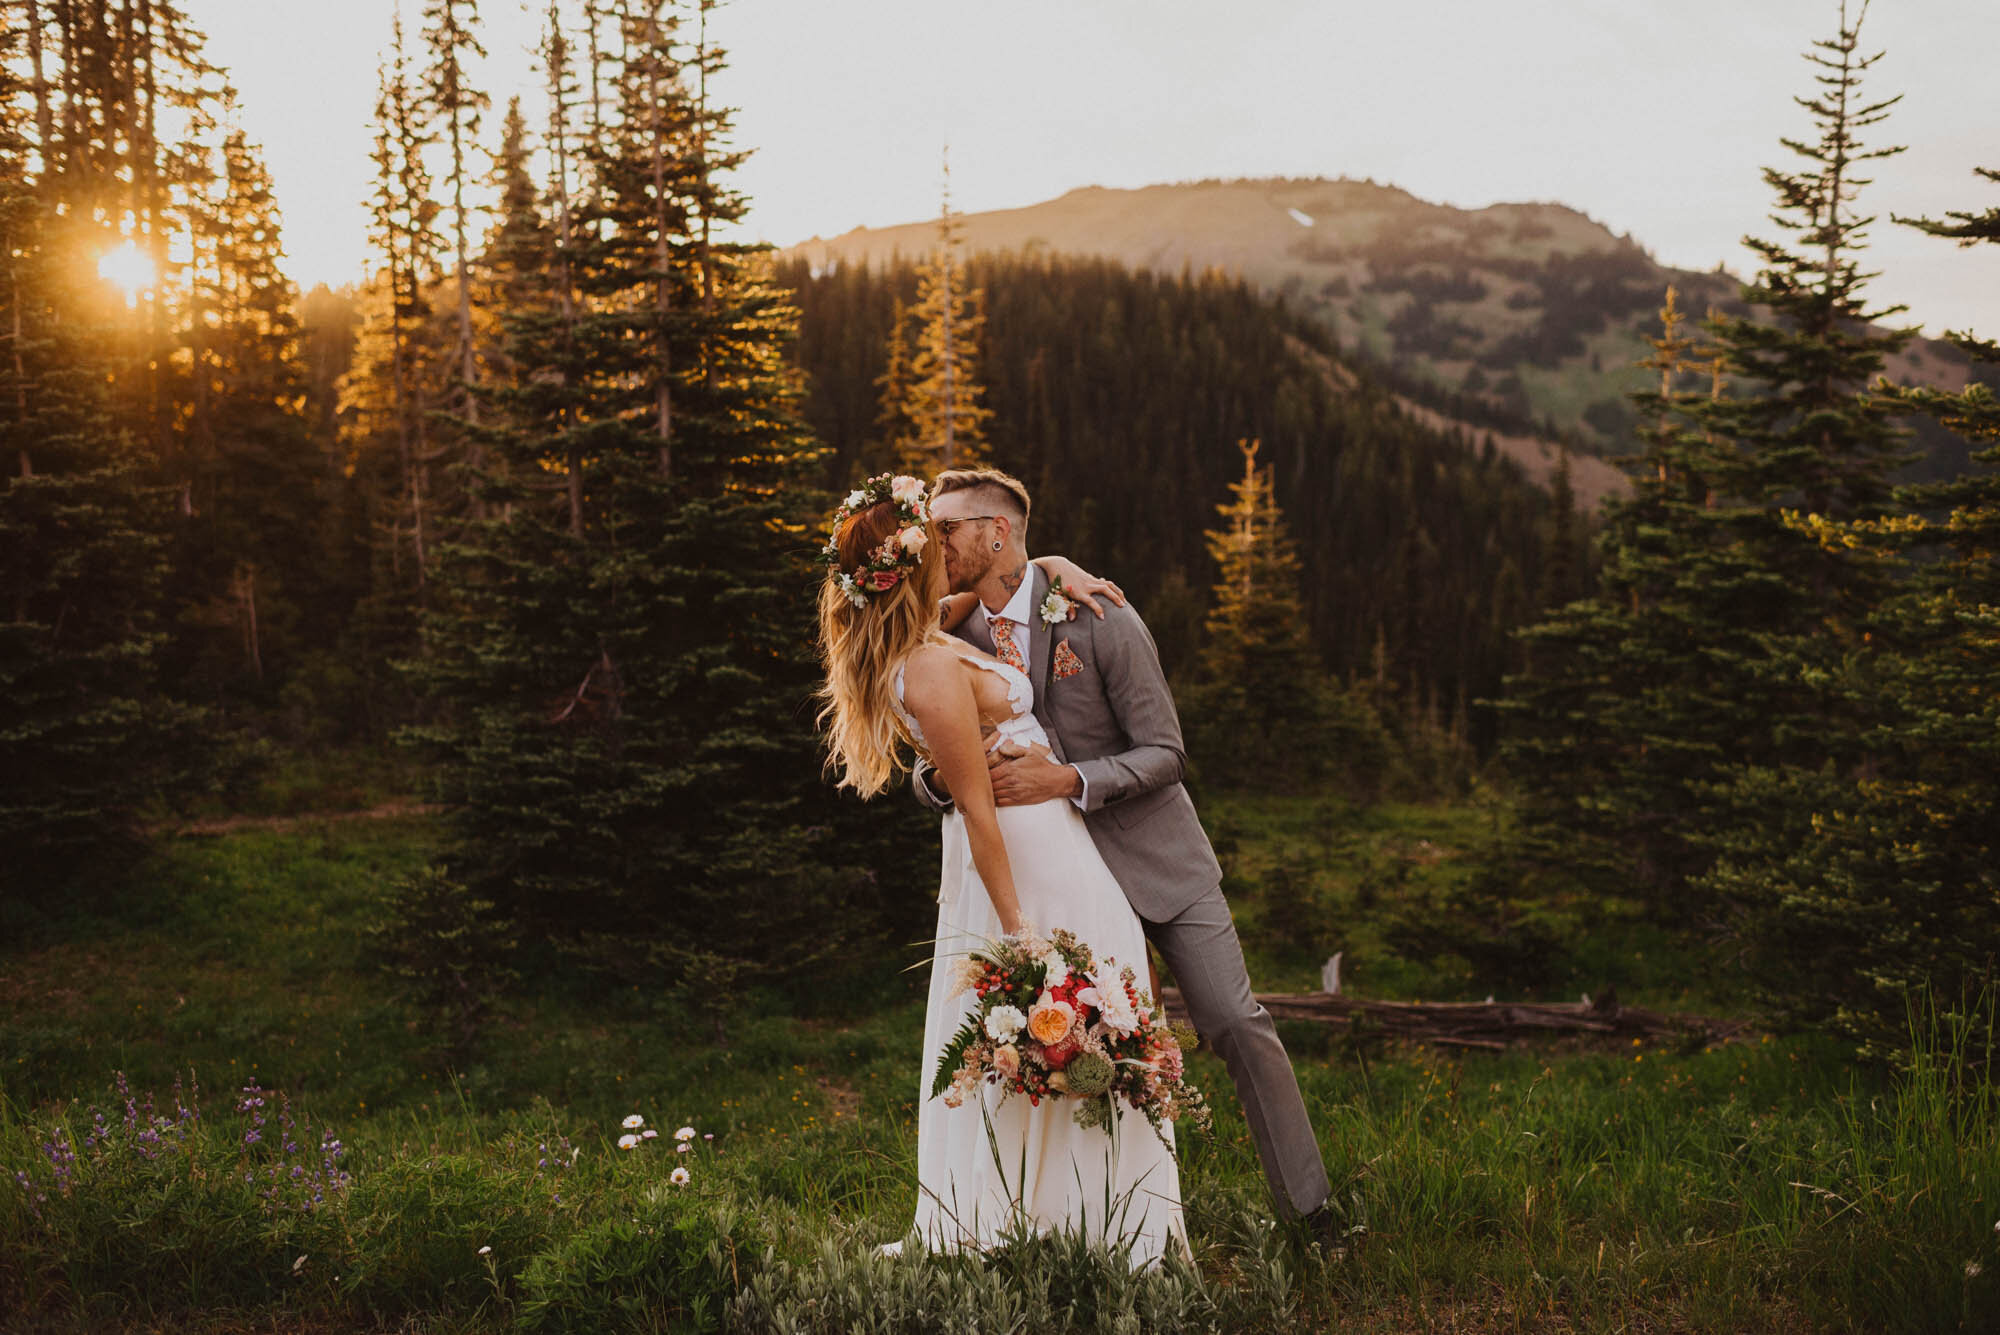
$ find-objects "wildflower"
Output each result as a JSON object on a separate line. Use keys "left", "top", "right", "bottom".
{"left": 703, "top": 1133, "right": 714, "bottom": 1141}
{"left": 622, "top": 1114, "right": 645, "bottom": 1130}
{"left": 617, "top": 1134, "right": 640, "bottom": 1150}
{"left": 676, "top": 1142, "right": 690, "bottom": 1154}
{"left": 670, "top": 1166, "right": 690, "bottom": 1186}
{"left": 1968, "top": 1260, "right": 1984, "bottom": 1279}
{"left": 675, "top": 1125, "right": 696, "bottom": 1141}
{"left": 642, "top": 1128, "right": 658, "bottom": 1140}
{"left": 478, "top": 1245, "right": 493, "bottom": 1256}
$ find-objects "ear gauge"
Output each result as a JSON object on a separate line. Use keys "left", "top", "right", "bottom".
{"left": 992, "top": 541, "right": 1002, "bottom": 551}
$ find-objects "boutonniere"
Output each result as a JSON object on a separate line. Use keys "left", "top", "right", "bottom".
{"left": 1039, "top": 576, "right": 1076, "bottom": 628}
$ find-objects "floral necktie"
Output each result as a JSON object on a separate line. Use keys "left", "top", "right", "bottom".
{"left": 989, "top": 616, "right": 1026, "bottom": 674}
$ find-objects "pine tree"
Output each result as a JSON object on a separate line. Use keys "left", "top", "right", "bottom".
{"left": 1688, "top": 2, "right": 1926, "bottom": 973}
{"left": 171, "top": 116, "right": 321, "bottom": 694}
{"left": 407, "top": 3, "right": 924, "bottom": 1025}
{"left": 1496, "top": 290, "right": 1764, "bottom": 914}
{"left": 1712, "top": 165, "right": 2000, "bottom": 1058}
{"left": 0, "top": 28, "right": 203, "bottom": 892}
{"left": 421, "top": 0, "right": 488, "bottom": 421}
{"left": 1500, "top": 3, "right": 1915, "bottom": 929}
{"left": 359, "top": 11, "right": 446, "bottom": 597}
{"left": 1186, "top": 439, "right": 1385, "bottom": 792}
{"left": 879, "top": 163, "right": 992, "bottom": 472}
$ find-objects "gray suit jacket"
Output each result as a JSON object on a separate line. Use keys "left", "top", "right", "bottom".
{"left": 914, "top": 565, "right": 1222, "bottom": 921}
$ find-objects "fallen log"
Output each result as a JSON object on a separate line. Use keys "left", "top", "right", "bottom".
{"left": 1159, "top": 987, "right": 1751, "bottom": 1051}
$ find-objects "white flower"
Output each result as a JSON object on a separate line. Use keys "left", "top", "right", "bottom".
{"left": 1039, "top": 590, "right": 1074, "bottom": 626}
{"left": 676, "top": 1142, "right": 690, "bottom": 1153}
{"left": 477, "top": 1245, "right": 492, "bottom": 1256}
{"left": 1075, "top": 984, "right": 1103, "bottom": 1010}
{"left": 1038, "top": 949, "right": 1070, "bottom": 990}
{"left": 1968, "top": 1260, "right": 1984, "bottom": 1279}
{"left": 617, "top": 1133, "right": 640, "bottom": 1150}
{"left": 622, "top": 1114, "right": 645, "bottom": 1129}
{"left": 838, "top": 573, "right": 867, "bottom": 609}
{"left": 1093, "top": 972, "right": 1139, "bottom": 1034}
{"left": 898, "top": 525, "right": 928, "bottom": 553}
{"left": 670, "top": 1166, "right": 691, "bottom": 1186}
{"left": 641, "top": 1128, "right": 658, "bottom": 1140}
{"left": 984, "top": 1004, "right": 1027, "bottom": 1043}
{"left": 890, "top": 475, "right": 924, "bottom": 505}
{"left": 844, "top": 489, "right": 867, "bottom": 509}
{"left": 675, "top": 1126, "right": 696, "bottom": 1141}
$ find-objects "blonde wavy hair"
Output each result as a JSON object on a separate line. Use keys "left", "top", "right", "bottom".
{"left": 817, "top": 499, "right": 949, "bottom": 798}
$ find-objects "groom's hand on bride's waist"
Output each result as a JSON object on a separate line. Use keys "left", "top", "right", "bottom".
{"left": 987, "top": 751, "right": 1084, "bottom": 806}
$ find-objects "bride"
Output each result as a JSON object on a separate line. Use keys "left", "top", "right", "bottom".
{"left": 815, "top": 474, "right": 1187, "bottom": 1267}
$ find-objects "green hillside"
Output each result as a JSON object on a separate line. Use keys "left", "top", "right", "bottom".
{"left": 778, "top": 253, "right": 1586, "bottom": 749}
{"left": 789, "top": 177, "right": 1972, "bottom": 477}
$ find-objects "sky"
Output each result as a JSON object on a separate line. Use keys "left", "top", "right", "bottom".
{"left": 196, "top": 0, "right": 1999, "bottom": 337}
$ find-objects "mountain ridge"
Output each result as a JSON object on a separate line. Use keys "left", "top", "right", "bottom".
{"left": 788, "top": 176, "right": 1970, "bottom": 504}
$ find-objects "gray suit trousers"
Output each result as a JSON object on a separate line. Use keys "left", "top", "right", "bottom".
{"left": 1145, "top": 883, "right": 1331, "bottom": 1217}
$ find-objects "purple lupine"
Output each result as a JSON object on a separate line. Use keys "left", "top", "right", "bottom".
{"left": 116, "top": 1071, "right": 137, "bottom": 1130}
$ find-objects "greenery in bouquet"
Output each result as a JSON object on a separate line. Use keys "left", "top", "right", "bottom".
{"left": 929, "top": 927, "right": 1212, "bottom": 1142}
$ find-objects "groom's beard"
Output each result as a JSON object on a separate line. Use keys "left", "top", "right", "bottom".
{"left": 947, "top": 545, "right": 993, "bottom": 594}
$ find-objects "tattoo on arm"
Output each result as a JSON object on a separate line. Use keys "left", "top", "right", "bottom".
{"left": 998, "top": 562, "right": 1027, "bottom": 595}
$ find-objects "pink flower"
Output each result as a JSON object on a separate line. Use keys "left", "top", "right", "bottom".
{"left": 869, "top": 570, "right": 902, "bottom": 591}
{"left": 993, "top": 1044, "right": 1021, "bottom": 1079}
{"left": 898, "top": 525, "right": 928, "bottom": 553}
{"left": 890, "top": 475, "right": 925, "bottom": 505}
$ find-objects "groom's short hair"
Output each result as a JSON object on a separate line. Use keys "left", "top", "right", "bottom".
{"left": 931, "top": 468, "right": 1031, "bottom": 533}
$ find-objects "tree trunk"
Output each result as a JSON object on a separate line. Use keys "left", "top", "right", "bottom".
{"left": 25, "top": 0, "right": 55, "bottom": 170}
{"left": 645, "top": 5, "right": 672, "bottom": 479}
{"left": 238, "top": 563, "right": 263, "bottom": 681}
{"left": 545, "top": 1, "right": 581, "bottom": 537}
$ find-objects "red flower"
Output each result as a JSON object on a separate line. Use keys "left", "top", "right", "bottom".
{"left": 1041, "top": 1034, "right": 1082, "bottom": 1068}
{"left": 869, "top": 570, "right": 902, "bottom": 591}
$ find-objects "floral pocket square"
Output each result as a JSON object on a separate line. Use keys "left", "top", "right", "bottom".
{"left": 1052, "top": 641, "right": 1085, "bottom": 680}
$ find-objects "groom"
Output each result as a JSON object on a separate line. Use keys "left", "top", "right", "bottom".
{"left": 913, "top": 467, "right": 1334, "bottom": 1228}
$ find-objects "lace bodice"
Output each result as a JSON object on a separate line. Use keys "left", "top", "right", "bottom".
{"left": 894, "top": 650, "right": 1049, "bottom": 756}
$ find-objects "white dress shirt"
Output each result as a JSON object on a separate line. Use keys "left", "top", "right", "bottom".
{"left": 983, "top": 575, "right": 1089, "bottom": 809}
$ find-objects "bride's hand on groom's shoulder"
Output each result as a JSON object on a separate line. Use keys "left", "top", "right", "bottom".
{"left": 1033, "top": 555, "right": 1125, "bottom": 619}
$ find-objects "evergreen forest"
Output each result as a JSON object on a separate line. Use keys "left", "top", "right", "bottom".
{"left": 2, "top": 1, "right": 1997, "bottom": 1331}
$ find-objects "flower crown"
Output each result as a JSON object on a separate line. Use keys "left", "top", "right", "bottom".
{"left": 823, "top": 473, "right": 932, "bottom": 609}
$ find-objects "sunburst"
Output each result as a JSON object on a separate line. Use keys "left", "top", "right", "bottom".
{"left": 96, "top": 240, "right": 156, "bottom": 306}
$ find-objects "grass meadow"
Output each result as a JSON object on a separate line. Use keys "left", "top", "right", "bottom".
{"left": 2, "top": 787, "right": 1996, "bottom": 1333}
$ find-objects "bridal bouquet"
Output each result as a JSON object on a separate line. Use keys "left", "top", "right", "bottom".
{"left": 931, "top": 927, "right": 1211, "bottom": 1138}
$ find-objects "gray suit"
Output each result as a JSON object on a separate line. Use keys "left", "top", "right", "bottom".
{"left": 913, "top": 565, "right": 1331, "bottom": 1217}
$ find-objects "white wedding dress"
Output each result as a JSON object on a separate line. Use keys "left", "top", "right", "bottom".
{"left": 892, "top": 648, "right": 1187, "bottom": 1268}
